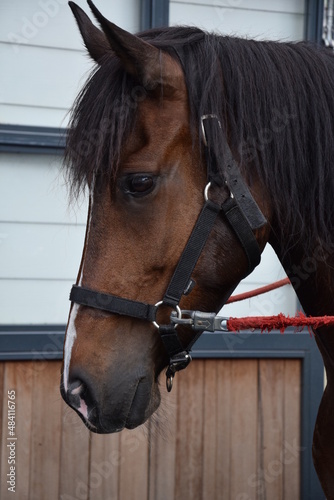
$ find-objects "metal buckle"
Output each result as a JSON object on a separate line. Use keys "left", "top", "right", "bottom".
{"left": 166, "top": 351, "right": 192, "bottom": 392}
{"left": 200, "top": 114, "right": 221, "bottom": 146}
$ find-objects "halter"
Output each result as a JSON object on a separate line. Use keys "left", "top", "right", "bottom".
{"left": 69, "top": 115, "right": 267, "bottom": 391}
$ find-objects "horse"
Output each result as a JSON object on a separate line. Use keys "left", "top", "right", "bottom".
{"left": 61, "top": 1, "right": 334, "bottom": 496}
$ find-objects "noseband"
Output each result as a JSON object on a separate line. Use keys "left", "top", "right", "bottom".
{"left": 69, "top": 115, "right": 267, "bottom": 391}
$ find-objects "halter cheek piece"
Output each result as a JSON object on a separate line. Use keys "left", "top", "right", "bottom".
{"left": 69, "top": 115, "right": 267, "bottom": 392}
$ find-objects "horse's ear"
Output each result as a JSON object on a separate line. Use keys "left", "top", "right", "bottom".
{"left": 69, "top": 2, "right": 111, "bottom": 63}
{"left": 87, "top": 0, "right": 181, "bottom": 91}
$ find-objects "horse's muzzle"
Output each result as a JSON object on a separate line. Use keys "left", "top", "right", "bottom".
{"left": 61, "top": 371, "right": 161, "bottom": 433}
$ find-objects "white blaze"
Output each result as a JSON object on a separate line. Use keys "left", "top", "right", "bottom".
{"left": 63, "top": 303, "right": 79, "bottom": 393}
{"left": 63, "top": 194, "right": 93, "bottom": 393}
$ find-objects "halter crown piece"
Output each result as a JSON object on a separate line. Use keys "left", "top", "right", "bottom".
{"left": 69, "top": 115, "right": 267, "bottom": 391}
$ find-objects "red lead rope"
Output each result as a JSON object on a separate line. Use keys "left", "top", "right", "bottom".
{"left": 227, "top": 312, "right": 334, "bottom": 334}
{"left": 224, "top": 278, "right": 334, "bottom": 333}
{"left": 226, "top": 277, "right": 291, "bottom": 303}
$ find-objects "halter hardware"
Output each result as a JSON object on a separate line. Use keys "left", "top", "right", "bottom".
{"left": 201, "top": 113, "right": 219, "bottom": 147}
{"left": 170, "top": 310, "right": 230, "bottom": 332}
{"left": 166, "top": 352, "right": 192, "bottom": 392}
{"left": 152, "top": 301, "right": 182, "bottom": 329}
{"left": 69, "top": 115, "right": 267, "bottom": 392}
{"left": 170, "top": 309, "right": 228, "bottom": 332}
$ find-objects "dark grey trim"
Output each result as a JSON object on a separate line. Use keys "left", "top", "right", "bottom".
{"left": 0, "top": 325, "right": 65, "bottom": 360}
{"left": 305, "top": 0, "right": 324, "bottom": 42}
{"left": 141, "top": 0, "right": 169, "bottom": 31}
{"left": 0, "top": 124, "right": 66, "bottom": 154}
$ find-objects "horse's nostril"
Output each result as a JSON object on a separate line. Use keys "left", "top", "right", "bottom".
{"left": 68, "top": 379, "right": 85, "bottom": 396}
{"left": 64, "top": 377, "right": 95, "bottom": 423}
{"left": 65, "top": 379, "right": 87, "bottom": 409}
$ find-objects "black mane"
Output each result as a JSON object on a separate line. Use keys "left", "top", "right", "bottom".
{"left": 65, "top": 26, "right": 334, "bottom": 254}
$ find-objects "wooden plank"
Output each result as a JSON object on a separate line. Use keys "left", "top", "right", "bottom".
{"left": 88, "top": 432, "right": 121, "bottom": 500}
{"left": 0, "top": 361, "right": 34, "bottom": 500}
{"left": 230, "top": 359, "right": 258, "bottom": 500}
{"left": 215, "top": 360, "right": 232, "bottom": 500}
{"left": 258, "top": 359, "right": 285, "bottom": 499}
{"left": 118, "top": 426, "right": 149, "bottom": 500}
{"left": 0, "top": 363, "right": 12, "bottom": 500}
{"left": 11, "top": 362, "right": 33, "bottom": 500}
{"left": 59, "top": 400, "right": 90, "bottom": 500}
{"left": 174, "top": 360, "right": 205, "bottom": 500}
{"left": 29, "top": 361, "right": 62, "bottom": 500}
{"left": 148, "top": 380, "right": 178, "bottom": 500}
{"left": 0, "top": 362, "right": 4, "bottom": 486}
{"left": 283, "top": 360, "right": 301, "bottom": 500}
{"left": 0, "top": 355, "right": 304, "bottom": 500}
{"left": 202, "top": 360, "right": 218, "bottom": 499}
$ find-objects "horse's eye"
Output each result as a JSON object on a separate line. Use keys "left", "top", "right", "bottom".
{"left": 122, "top": 174, "right": 155, "bottom": 197}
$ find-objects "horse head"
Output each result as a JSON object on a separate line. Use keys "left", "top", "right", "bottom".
{"left": 61, "top": 1, "right": 270, "bottom": 433}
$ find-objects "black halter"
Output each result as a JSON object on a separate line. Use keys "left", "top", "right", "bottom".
{"left": 69, "top": 115, "right": 267, "bottom": 391}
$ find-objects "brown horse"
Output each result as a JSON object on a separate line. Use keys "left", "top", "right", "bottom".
{"left": 61, "top": 1, "right": 334, "bottom": 496}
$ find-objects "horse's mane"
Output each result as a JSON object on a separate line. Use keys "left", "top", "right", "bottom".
{"left": 65, "top": 26, "right": 334, "bottom": 255}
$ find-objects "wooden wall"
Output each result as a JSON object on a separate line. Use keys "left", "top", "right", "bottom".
{"left": 0, "top": 358, "right": 301, "bottom": 500}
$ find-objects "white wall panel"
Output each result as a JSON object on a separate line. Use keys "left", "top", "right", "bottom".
{"left": 1, "top": 0, "right": 140, "bottom": 49}
{"left": 170, "top": 3, "right": 304, "bottom": 40}
{"left": 0, "top": 153, "right": 87, "bottom": 324}
{"left": 0, "top": 154, "right": 88, "bottom": 224}
{"left": 0, "top": 42, "right": 93, "bottom": 127}
{"left": 171, "top": 0, "right": 304, "bottom": 15}
{"left": 1, "top": 0, "right": 84, "bottom": 50}
{"left": 0, "top": 221, "right": 85, "bottom": 279}
{"left": 0, "top": 279, "right": 73, "bottom": 324}
{"left": 0, "top": 104, "right": 69, "bottom": 128}
{"left": 222, "top": 280, "right": 297, "bottom": 318}
{"left": 220, "top": 244, "right": 297, "bottom": 317}
{"left": 1, "top": 0, "right": 140, "bottom": 127}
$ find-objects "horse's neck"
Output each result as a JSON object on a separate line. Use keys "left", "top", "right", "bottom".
{"left": 270, "top": 238, "right": 334, "bottom": 317}
{"left": 270, "top": 236, "right": 334, "bottom": 374}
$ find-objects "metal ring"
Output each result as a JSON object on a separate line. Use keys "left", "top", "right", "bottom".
{"left": 204, "top": 182, "right": 211, "bottom": 201}
{"left": 200, "top": 114, "right": 221, "bottom": 146}
{"left": 205, "top": 180, "right": 234, "bottom": 201}
{"left": 225, "top": 180, "right": 234, "bottom": 199}
{"left": 153, "top": 301, "right": 182, "bottom": 329}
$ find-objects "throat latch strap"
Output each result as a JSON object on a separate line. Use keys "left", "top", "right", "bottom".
{"left": 221, "top": 196, "right": 261, "bottom": 273}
